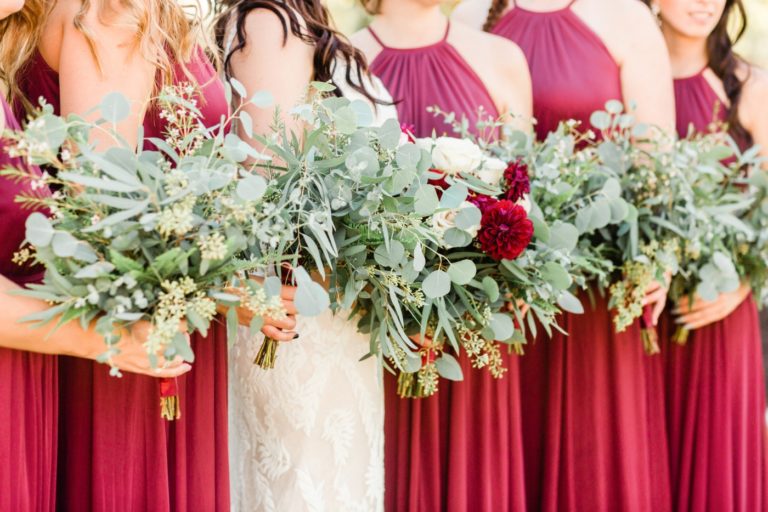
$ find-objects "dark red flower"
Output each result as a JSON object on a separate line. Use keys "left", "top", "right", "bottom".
{"left": 468, "top": 193, "right": 497, "bottom": 214}
{"left": 400, "top": 123, "right": 416, "bottom": 143}
{"left": 427, "top": 170, "right": 450, "bottom": 192}
{"left": 504, "top": 159, "right": 530, "bottom": 202}
{"left": 478, "top": 200, "right": 533, "bottom": 261}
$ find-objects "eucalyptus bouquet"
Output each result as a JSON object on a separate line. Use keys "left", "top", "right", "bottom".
{"left": 3, "top": 85, "right": 287, "bottom": 418}
{"left": 572, "top": 102, "right": 764, "bottom": 352}
{"left": 243, "top": 82, "right": 441, "bottom": 372}
{"left": 402, "top": 109, "right": 633, "bottom": 395}
{"left": 664, "top": 133, "right": 766, "bottom": 343}
{"left": 247, "top": 86, "right": 529, "bottom": 393}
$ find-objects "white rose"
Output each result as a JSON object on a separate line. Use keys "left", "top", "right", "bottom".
{"left": 430, "top": 137, "right": 484, "bottom": 176}
{"left": 475, "top": 157, "right": 507, "bottom": 187}
{"left": 431, "top": 201, "right": 481, "bottom": 242}
{"left": 516, "top": 194, "right": 532, "bottom": 214}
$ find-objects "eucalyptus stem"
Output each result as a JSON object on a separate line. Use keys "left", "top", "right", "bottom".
{"left": 254, "top": 336, "right": 279, "bottom": 369}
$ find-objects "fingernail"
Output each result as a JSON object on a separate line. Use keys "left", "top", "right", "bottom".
{"left": 293, "top": 334, "right": 299, "bottom": 340}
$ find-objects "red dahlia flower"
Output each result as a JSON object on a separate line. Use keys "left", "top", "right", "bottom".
{"left": 478, "top": 200, "right": 533, "bottom": 261}
{"left": 504, "top": 159, "right": 530, "bottom": 202}
{"left": 468, "top": 193, "right": 497, "bottom": 214}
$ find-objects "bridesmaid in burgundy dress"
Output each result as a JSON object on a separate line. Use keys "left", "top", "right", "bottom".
{"left": 456, "top": 0, "right": 676, "bottom": 509}
{"left": 353, "top": 2, "right": 532, "bottom": 510}
{"left": 646, "top": 0, "right": 768, "bottom": 509}
{"left": 0, "top": 5, "right": 190, "bottom": 510}
{"left": 0, "top": 97, "right": 191, "bottom": 511}
{"left": 2, "top": 2, "right": 291, "bottom": 510}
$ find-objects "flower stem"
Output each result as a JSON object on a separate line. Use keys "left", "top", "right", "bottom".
{"left": 254, "top": 337, "right": 279, "bottom": 369}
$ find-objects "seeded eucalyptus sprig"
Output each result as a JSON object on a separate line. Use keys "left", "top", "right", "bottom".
{"left": 2, "top": 85, "right": 289, "bottom": 378}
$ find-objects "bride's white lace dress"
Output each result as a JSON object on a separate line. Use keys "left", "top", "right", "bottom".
{"left": 228, "top": 65, "right": 397, "bottom": 512}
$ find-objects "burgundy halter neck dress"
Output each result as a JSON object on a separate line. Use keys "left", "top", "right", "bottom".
{"left": 662, "top": 69, "right": 767, "bottom": 512}
{"left": 15, "top": 49, "right": 231, "bottom": 512}
{"left": 370, "top": 21, "right": 527, "bottom": 512}
{"left": 0, "top": 97, "right": 57, "bottom": 512}
{"left": 492, "top": 3, "right": 672, "bottom": 510}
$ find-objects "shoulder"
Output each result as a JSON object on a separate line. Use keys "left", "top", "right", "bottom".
{"left": 450, "top": 21, "right": 527, "bottom": 72}
{"left": 601, "top": 0, "right": 660, "bottom": 40}
{"left": 350, "top": 27, "right": 382, "bottom": 64}
{"left": 740, "top": 64, "right": 768, "bottom": 126}
{"left": 450, "top": 0, "right": 494, "bottom": 30}
{"left": 238, "top": 5, "right": 307, "bottom": 49}
{"left": 583, "top": 0, "right": 664, "bottom": 65}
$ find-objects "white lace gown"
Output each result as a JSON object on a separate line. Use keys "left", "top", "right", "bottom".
{"left": 228, "top": 65, "right": 398, "bottom": 512}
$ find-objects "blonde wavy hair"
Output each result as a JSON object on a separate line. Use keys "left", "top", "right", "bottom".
{"left": 0, "top": 0, "right": 214, "bottom": 113}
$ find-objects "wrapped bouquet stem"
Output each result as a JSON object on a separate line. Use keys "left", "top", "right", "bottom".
{"left": 160, "top": 377, "right": 181, "bottom": 421}
{"left": 4, "top": 87, "right": 294, "bottom": 419}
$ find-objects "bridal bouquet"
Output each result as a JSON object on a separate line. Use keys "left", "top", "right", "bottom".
{"left": 577, "top": 102, "right": 764, "bottom": 351}
{"left": 3, "top": 86, "right": 287, "bottom": 417}
{"left": 664, "top": 133, "right": 766, "bottom": 343}
{"left": 246, "top": 83, "right": 441, "bottom": 371}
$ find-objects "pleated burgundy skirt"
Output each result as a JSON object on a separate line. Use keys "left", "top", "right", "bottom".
{"left": 661, "top": 296, "right": 768, "bottom": 511}
{"left": 56, "top": 321, "right": 230, "bottom": 511}
{"left": 384, "top": 350, "right": 526, "bottom": 512}
{"left": 519, "top": 292, "right": 672, "bottom": 511}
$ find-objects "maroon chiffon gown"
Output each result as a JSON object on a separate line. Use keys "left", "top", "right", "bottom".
{"left": 492, "top": 3, "right": 672, "bottom": 510}
{"left": 370, "top": 22, "right": 527, "bottom": 512}
{"left": 15, "top": 50, "right": 231, "bottom": 511}
{"left": 661, "top": 69, "right": 767, "bottom": 512}
{"left": 0, "top": 98, "right": 57, "bottom": 512}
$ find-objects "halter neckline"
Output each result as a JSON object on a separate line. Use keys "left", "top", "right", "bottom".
{"left": 367, "top": 20, "right": 450, "bottom": 52}
{"left": 673, "top": 65, "right": 709, "bottom": 82}
{"left": 511, "top": 0, "right": 577, "bottom": 14}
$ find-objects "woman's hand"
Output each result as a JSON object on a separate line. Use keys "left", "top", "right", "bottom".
{"left": 505, "top": 298, "right": 530, "bottom": 318}
{"left": 642, "top": 274, "right": 671, "bottom": 326}
{"left": 219, "top": 283, "right": 300, "bottom": 341}
{"left": 409, "top": 334, "right": 433, "bottom": 348}
{"left": 674, "top": 283, "right": 751, "bottom": 330}
{"left": 261, "top": 285, "right": 299, "bottom": 341}
{"left": 108, "top": 321, "right": 192, "bottom": 378}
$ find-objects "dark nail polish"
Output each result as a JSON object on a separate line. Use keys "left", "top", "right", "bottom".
{"left": 293, "top": 334, "right": 300, "bottom": 340}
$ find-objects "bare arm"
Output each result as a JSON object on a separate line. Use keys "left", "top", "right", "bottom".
{"left": 497, "top": 40, "right": 533, "bottom": 133}
{"left": 228, "top": 8, "right": 314, "bottom": 149}
{"left": 0, "top": 275, "right": 189, "bottom": 376}
{"left": 616, "top": 2, "right": 675, "bottom": 133}
{"left": 55, "top": 3, "right": 156, "bottom": 148}
{"left": 741, "top": 68, "right": 768, "bottom": 168}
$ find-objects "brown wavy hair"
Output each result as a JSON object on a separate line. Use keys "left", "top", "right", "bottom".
{"left": 643, "top": 0, "right": 751, "bottom": 143}
{"left": 213, "top": 0, "right": 378, "bottom": 103}
{"left": 483, "top": 0, "right": 509, "bottom": 31}
{"left": 0, "top": 0, "right": 209, "bottom": 113}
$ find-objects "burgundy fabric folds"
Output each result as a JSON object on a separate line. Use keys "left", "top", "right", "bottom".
{"left": 0, "top": 98, "right": 58, "bottom": 512}
{"left": 371, "top": 24, "right": 526, "bottom": 512}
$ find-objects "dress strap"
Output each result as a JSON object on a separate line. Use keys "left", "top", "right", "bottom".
{"left": 566, "top": 0, "right": 578, "bottom": 8}
{"left": 367, "top": 26, "right": 389, "bottom": 50}
{"left": 367, "top": 20, "right": 450, "bottom": 50}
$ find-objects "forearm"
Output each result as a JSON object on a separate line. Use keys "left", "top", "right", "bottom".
{"left": 0, "top": 275, "right": 104, "bottom": 358}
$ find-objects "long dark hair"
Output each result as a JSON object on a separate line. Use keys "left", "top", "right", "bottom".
{"left": 483, "top": 0, "right": 509, "bottom": 31}
{"left": 213, "top": 0, "right": 378, "bottom": 103}
{"left": 642, "top": 0, "right": 751, "bottom": 143}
